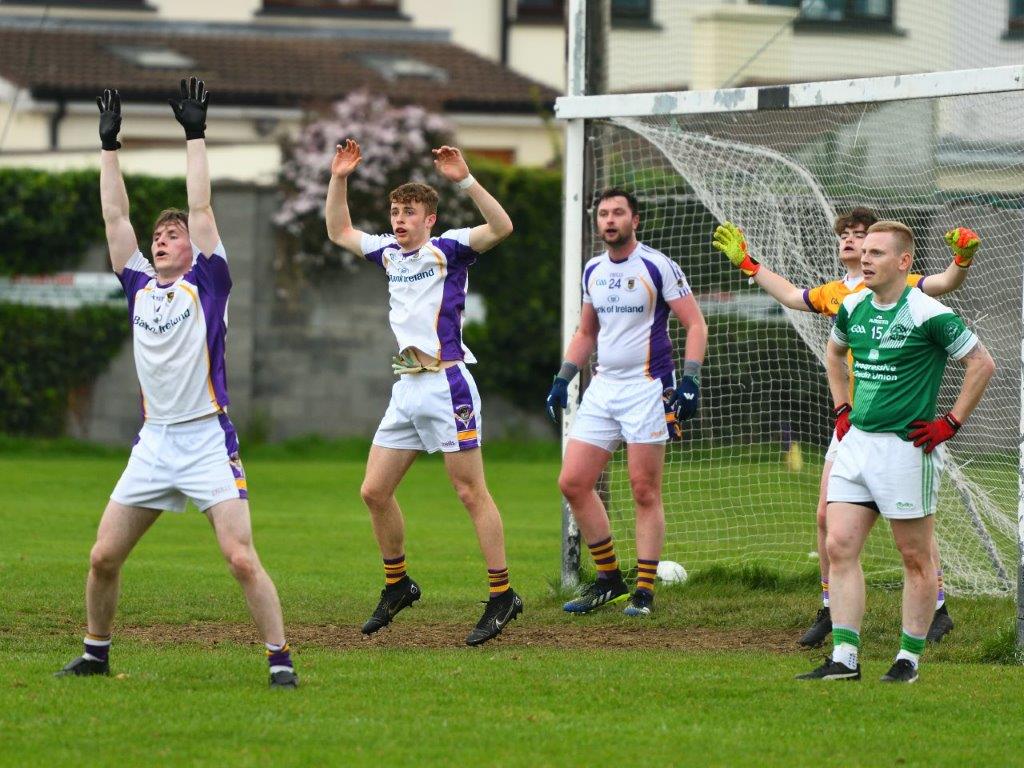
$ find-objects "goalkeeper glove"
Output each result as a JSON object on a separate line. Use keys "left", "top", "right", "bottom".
{"left": 944, "top": 226, "right": 980, "bottom": 268}
{"left": 391, "top": 350, "right": 442, "bottom": 375}
{"left": 833, "top": 402, "right": 852, "bottom": 442}
{"left": 712, "top": 222, "right": 760, "bottom": 277}
{"left": 96, "top": 88, "right": 122, "bottom": 151}
{"left": 546, "top": 377, "right": 569, "bottom": 422}
{"left": 668, "top": 375, "right": 700, "bottom": 422}
{"left": 908, "top": 412, "right": 961, "bottom": 454}
{"left": 168, "top": 76, "right": 209, "bottom": 140}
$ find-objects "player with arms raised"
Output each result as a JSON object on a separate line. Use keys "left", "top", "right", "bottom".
{"left": 326, "top": 139, "right": 521, "bottom": 646}
{"left": 547, "top": 188, "right": 708, "bottom": 617}
{"left": 796, "top": 221, "right": 994, "bottom": 682}
{"left": 713, "top": 208, "right": 979, "bottom": 646}
{"left": 55, "top": 79, "right": 297, "bottom": 688}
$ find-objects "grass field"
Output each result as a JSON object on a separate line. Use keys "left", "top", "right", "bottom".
{"left": 2, "top": 439, "right": 1022, "bottom": 767}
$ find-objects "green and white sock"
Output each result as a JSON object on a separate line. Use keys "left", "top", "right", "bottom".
{"left": 895, "top": 629, "right": 926, "bottom": 669}
{"left": 831, "top": 625, "right": 860, "bottom": 669}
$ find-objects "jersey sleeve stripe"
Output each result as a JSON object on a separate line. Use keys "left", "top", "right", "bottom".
{"left": 830, "top": 326, "right": 848, "bottom": 347}
{"left": 802, "top": 288, "right": 818, "bottom": 312}
{"left": 946, "top": 330, "right": 979, "bottom": 360}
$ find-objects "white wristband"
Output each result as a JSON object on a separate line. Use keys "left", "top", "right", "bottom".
{"left": 456, "top": 174, "right": 476, "bottom": 190}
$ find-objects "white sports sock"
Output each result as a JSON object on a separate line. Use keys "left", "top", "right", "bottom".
{"left": 832, "top": 642, "right": 858, "bottom": 669}
{"left": 895, "top": 649, "right": 920, "bottom": 669}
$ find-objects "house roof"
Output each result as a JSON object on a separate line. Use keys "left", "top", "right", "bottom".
{"left": 0, "top": 16, "right": 558, "bottom": 113}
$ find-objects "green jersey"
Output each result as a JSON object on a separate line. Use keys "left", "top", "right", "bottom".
{"left": 831, "top": 286, "right": 977, "bottom": 436}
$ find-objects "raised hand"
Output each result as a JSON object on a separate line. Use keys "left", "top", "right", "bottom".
{"left": 331, "top": 139, "right": 363, "bottom": 178}
{"left": 944, "top": 227, "right": 980, "bottom": 268}
{"left": 168, "top": 76, "right": 209, "bottom": 140}
{"left": 96, "top": 89, "right": 122, "bottom": 151}
{"left": 432, "top": 145, "right": 470, "bottom": 184}
{"left": 712, "top": 222, "right": 760, "bottom": 277}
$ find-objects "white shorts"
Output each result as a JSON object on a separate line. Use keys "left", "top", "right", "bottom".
{"left": 569, "top": 373, "right": 678, "bottom": 453}
{"left": 827, "top": 425, "right": 945, "bottom": 520}
{"left": 373, "top": 362, "right": 482, "bottom": 453}
{"left": 110, "top": 413, "right": 248, "bottom": 513}
{"left": 825, "top": 432, "right": 840, "bottom": 463}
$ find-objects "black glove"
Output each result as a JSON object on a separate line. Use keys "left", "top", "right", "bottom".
{"left": 96, "top": 88, "right": 121, "bottom": 151}
{"left": 669, "top": 375, "right": 700, "bottom": 422}
{"left": 546, "top": 377, "right": 569, "bottom": 422}
{"left": 168, "top": 76, "right": 209, "bottom": 140}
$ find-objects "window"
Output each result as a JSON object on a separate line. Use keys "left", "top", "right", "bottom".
{"left": 262, "top": 0, "right": 400, "bottom": 15}
{"left": 1011, "top": 0, "right": 1024, "bottom": 32}
{"left": 108, "top": 45, "right": 196, "bottom": 70}
{"left": 758, "top": 0, "right": 893, "bottom": 24}
{"left": 612, "top": 0, "right": 652, "bottom": 21}
{"left": 0, "top": 0, "right": 149, "bottom": 7}
{"left": 516, "top": 0, "right": 564, "bottom": 19}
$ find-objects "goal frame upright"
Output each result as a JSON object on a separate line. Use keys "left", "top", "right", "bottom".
{"left": 556, "top": 6, "right": 1024, "bottom": 644}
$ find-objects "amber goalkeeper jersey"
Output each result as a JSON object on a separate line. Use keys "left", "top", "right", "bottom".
{"left": 803, "top": 272, "right": 925, "bottom": 316}
{"left": 830, "top": 286, "right": 978, "bottom": 435}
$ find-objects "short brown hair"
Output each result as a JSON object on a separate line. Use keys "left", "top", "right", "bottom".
{"left": 153, "top": 208, "right": 188, "bottom": 234}
{"left": 833, "top": 206, "right": 878, "bottom": 236}
{"left": 389, "top": 183, "right": 439, "bottom": 215}
{"left": 595, "top": 187, "right": 639, "bottom": 216}
{"left": 867, "top": 220, "right": 915, "bottom": 256}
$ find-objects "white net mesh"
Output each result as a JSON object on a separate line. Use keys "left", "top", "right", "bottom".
{"left": 581, "top": 87, "right": 1022, "bottom": 595}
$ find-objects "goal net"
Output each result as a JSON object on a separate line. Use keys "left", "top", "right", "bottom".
{"left": 563, "top": 71, "right": 1023, "bottom": 596}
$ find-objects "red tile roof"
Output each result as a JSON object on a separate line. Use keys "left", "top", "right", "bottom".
{"left": 0, "top": 17, "right": 558, "bottom": 113}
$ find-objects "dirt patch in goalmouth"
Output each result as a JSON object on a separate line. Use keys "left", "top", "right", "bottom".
{"left": 115, "top": 621, "right": 802, "bottom": 653}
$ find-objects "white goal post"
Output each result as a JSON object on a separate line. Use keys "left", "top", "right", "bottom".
{"left": 557, "top": 0, "right": 1024, "bottom": 644}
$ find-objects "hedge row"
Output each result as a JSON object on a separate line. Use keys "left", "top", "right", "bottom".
{"left": 0, "top": 303, "right": 129, "bottom": 435}
{"left": 0, "top": 168, "right": 186, "bottom": 275}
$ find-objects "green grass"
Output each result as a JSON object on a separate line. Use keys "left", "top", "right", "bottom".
{"left": 1, "top": 443, "right": 1021, "bottom": 767}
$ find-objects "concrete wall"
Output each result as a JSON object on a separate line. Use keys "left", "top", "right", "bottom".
{"left": 68, "top": 182, "right": 551, "bottom": 445}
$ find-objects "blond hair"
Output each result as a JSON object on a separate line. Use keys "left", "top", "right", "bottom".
{"left": 867, "top": 220, "right": 915, "bottom": 257}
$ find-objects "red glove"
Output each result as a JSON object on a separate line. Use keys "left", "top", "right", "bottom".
{"left": 833, "top": 403, "right": 852, "bottom": 442}
{"left": 908, "top": 412, "right": 961, "bottom": 453}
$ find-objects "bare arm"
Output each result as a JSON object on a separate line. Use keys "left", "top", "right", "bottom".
{"left": 325, "top": 140, "right": 367, "bottom": 254}
{"left": 563, "top": 303, "right": 599, "bottom": 368}
{"left": 432, "top": 146, "right": 513, "bottom": 253}
{"left": 186, "top": 138, "right": 220, "bottom": 256}
{"left": 919, "top": 259, "right": 967, "bottom": 297}
{"left": 752, "top": 266, "right": 813, "bottom": 311}
{"left": 949, "top": 342, "right": 996, "bottom": 423}
{"left": 668, "top": 294, "right": 708, "bottom": 363}
{"left": 100, "top": 149, "right": 139, "bottom": 274}
{"left": 826, "top": 338, "right": 851, "bottom": 407}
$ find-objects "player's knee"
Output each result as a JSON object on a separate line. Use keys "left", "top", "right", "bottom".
{"left": 89, "top": 543, "right": 125, "bottom": 576}
{"left": 558, "top": 471, "right": 588, "bottom": 502}
{"left": 630, "top": 481, "right": 661, "bottom": 510}
{"left": 896, "top": 542, "right": 931, "bottom": 576}
{"left": 360, "top": 481, "right": 389, "bottom": 511}
{"left": 816, "top": 501, "right": 828, "bottom": 533}
{"left": 825, "top": 533, "right": 856, "bottom": 565}
{"left": 226, "top": 547, "right": 259, "bottom": 583}
{"left": 452, "top": 478, "right": 488, "bottom": 511}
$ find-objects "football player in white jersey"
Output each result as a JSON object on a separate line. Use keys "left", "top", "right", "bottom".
{"left": 55, "top": 79, "right": 297, "bottom": 688}
{"left": 325, "top": 139, "right": 521, "bottom": 646}
{"left": 547, "top": 189, "right": 708, "bottom": 617}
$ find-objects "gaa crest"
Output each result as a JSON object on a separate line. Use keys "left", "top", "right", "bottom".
{"left": 454, "top": 404, "right": 474, "bottom": 425}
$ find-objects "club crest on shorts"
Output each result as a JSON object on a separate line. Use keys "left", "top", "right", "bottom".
{"left": 454, "top": 404, "right": 474, "bottom": 426}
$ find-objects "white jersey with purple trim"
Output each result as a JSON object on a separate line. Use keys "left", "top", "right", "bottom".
{"left": 361, "top": 229, "right": 478, "bottom": 363}
{"left": 117, "top": 242, "right": 232, "bottom": 425}
{"left": 583, "top": 243, "right": 691, "bottom": 381}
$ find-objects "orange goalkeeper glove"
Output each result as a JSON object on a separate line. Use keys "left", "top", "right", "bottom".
{"left": 944, "top": 227, "right": 980, "bottom": 268}
{"left": 712, "top": 222, "right": 760, "bottom": 277}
